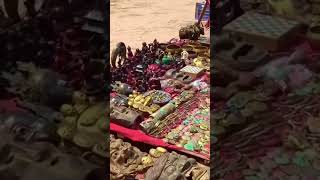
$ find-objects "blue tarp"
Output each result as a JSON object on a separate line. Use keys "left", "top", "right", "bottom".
{"left": 195, "top": 2, "right": 210, "bottom": 21}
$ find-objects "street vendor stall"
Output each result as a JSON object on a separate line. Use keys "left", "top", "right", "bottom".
{"left": 110, "top": 30, "right": 210, "bottom": 179}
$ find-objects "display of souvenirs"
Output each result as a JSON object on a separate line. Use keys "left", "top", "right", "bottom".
{"left": 110, "top": 37, "right": 210, "bottom": 179}
{"left": 144, "top": 152, "right": 197, "bottom": 180}
{"left": 110, "top": 135, "right": 209, "bottom": 180}
{"left": 141, "top": 92, "right": 207, "bottom": 137}
{"left": 144, "top": 151, "right": 209, "bottom": 180}
{"left": 110, "top": 135, "right": 150, "bottom": 179}
{"left": 164, "top": 108, "right": 210, "bottom": 154}
{"left": 140, "top": 90, "right": 197, "bottom": 134}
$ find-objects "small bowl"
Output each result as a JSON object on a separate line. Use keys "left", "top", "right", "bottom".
{"left": 181, "top": 45, "right": 193, "bottom": 51}
{"left": 166, "top": 44, "right": 181, "bottom": 54}
{"left": 187, "top": 50, "right": 197, "bottom": 59}
{"left": 187, "top": 42, "right": 201, "bottom": 48}
{"left": 159, "top": 43, "right": 168, "bottom": 50}
{"left": 198, "top": 54, "right": 210, "bottom": 59}
{"left": 193, "top": 46, "right": 208, "bottom": 55}
{"left": 200, "top": 42, "right": 210, "bottom": 48}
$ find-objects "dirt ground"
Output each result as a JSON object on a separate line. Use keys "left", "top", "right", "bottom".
{"left": 110, "top": 0, "right": 203, "bottom": 50}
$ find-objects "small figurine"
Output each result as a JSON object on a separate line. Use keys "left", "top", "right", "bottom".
{"left": 134, "top": 48, "right": 141, "bottom": 57}
{"left": 174, "top": 51, "right": 179, "bottom": 57}
{"left": 153, "top": 39, "right": 159, "bottom": 51}
{"left": 127, "top": 46, "right": 133, "bottom": 59}
{"left": 157, "top": 49, "right": 165, "bottom": 60}
{"left": 110, "top": 42, "right": 126, "bottom": 68}
{"left": 149, "top": 44, "right": 154, "bottom": 50}
{"left": 142, "top": 55, "right": 148, "bottom": 64}
{"left": 142, "top": 42, "right": 148, "bottom": 54}
{"left": 181, "top": 50, "right": 189, "bottom": 60}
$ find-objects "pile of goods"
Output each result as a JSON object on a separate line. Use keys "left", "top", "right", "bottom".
{"left": 110, "top": 135, "right": 209, "bottom": 180}
{"left": 213, "top": 3, "right": 320, "bottom": 179}
{"left": 0, "top": 1, "right": 107, "bottom": 180}
{"left": 110, "top": 36, "right": 210, "bottom": 179}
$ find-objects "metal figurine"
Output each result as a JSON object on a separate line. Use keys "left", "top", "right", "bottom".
{"left": 142, "top": 42, "right": 148, "bottom": 54}
{"left": 111, "top": 42, "right": 126, "bottom": 68}
{"left": 134, "top": 48, "right": 142, "bottom": 60}
{"left": 152, "top": 39, "right": 159, "bottom": 51}
{"left": 181, "top": 50, "right": 189, "bottom": 60}
{"left": 127, "top": 46, "right": 133, "bottom": 59}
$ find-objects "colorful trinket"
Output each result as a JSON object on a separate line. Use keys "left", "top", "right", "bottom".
{"left": 142, "top": 156, "right": 153, "bottom": 165}
{"left": 184, "top": 142, "right": 195, "bottom": 151}
{"left": 156, "top": 147, "right": 167, "bottom": 153}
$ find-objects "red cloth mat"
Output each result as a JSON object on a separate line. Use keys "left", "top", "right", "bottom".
{"left": 110, "top": 122, "right": 210, "bottom": 160}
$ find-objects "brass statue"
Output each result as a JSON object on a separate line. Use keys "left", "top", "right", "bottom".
{"left": 179, "top": 23, "right": 204, "bottom": 40}
{"left": 111, "top": 42, "right": 127, "bottom": 68}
